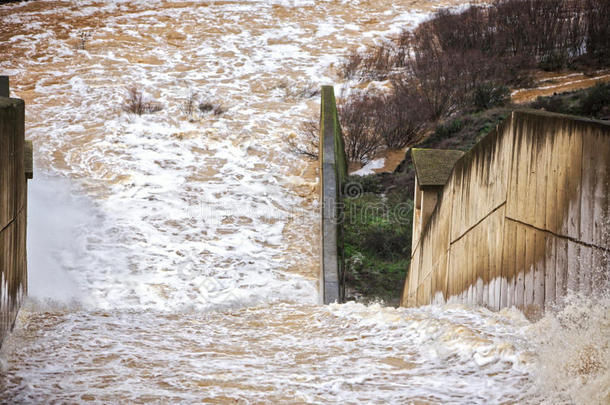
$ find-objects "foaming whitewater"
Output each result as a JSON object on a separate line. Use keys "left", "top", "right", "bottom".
{"left": 0, "top": 0, "right": 444, "bottom": 312}
{"left": 1, "top": 302, "right": 541, "bottom": 403}
{"left": 0, "top": 0, "right": 607, "bottom": 403}
{"left": 530, "top": 296, "right": 610, "bottom": 404}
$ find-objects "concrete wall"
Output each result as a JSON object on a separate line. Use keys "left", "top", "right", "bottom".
{"left": 0, "top": 80, "right": 29, "bottom": 346}
{"left": 401, "top": 110, "right": 610, "bottom": 316}
{"left": 411, "top": 180, "right": 441, "bottom": 252}
{"left": 319, "top": 85, "right": 347, "bottom": 304}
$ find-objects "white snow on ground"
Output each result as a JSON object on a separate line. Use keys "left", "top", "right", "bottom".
{"left": 351, "top": 158, "right": 386, "bottom": 176}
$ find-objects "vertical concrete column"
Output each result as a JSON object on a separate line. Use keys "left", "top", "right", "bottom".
{"left": 319, "top": 86, "right": 347, "bottom": 304}
{"left": 0, "top": 78, "right": 28, "bottom": 346}
{"left": 420, "top": 190, "right": 438, "bottom": 231}
{"left": 0, "top": 76, "right": 8, "bottom": 98}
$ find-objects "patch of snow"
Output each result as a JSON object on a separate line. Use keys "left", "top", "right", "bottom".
{"left": 351, "top": 158, "right": 385, "bottom": 176}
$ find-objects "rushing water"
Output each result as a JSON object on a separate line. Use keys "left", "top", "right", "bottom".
{"left": 0, "top": 0, "right": 608, "bottom": 403}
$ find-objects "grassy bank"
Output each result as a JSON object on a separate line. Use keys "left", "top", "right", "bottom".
{"left": 343, "top": 176, "right": 412, "bottom": 304}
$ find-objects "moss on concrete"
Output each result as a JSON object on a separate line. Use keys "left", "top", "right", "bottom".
{"left": 320, "top": 86, "right": 348, "bottom": 184}
{"left": 320, "top": 86, "right": 348, "bottom": 303}
{"left": 411, "top": 148, "right": 464, "bottom": 187}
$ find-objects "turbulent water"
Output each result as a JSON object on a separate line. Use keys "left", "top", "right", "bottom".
{"left": 0, "top": 0, "right": 608, "bottom": 403}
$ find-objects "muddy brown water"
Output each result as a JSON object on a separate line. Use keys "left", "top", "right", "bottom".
{"left": 0, "top": 1, "right": 607, "bottom": 403}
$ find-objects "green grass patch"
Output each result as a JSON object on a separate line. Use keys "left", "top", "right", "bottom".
{"left": 419, "top": 108, "right": 511, "bottom": 152}
{"left": 343, "top": 186, "right": 412, "bottom": 304}
{"left": 528, "top": 82, "right": 610, "bottom": 120}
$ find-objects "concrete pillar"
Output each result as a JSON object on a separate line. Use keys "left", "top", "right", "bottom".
{"left": 0, "top": 76, "right": 8, "bottom": 98}
{"left": 420, "top": 189, "right": 439, "bottom": 231}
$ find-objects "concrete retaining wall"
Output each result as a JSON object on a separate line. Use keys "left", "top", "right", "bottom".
{"left": 401, "top": 110, "right": 610, "bottom": 316}
{"left": 1, "top": 77, "right": 30, "bottom": 346}
{"left": 319, "top": 85, "right": 347, "bottom": 304}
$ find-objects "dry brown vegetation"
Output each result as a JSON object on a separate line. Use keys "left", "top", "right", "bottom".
{"left": 198, "top": 100, "right": 226, "bottom": 116}
{"left": 338, "top": 86, "right": 430, "bottom": 163}
{"left": 287, "top": 119, "right": 319, "bottom": 160}
{"left": 180, "top": 90, "right": 227, "bottom": 119}
{"left": 122, "top": 87, "right": 163, "bottom": 115}
{"left": 336, "top": 0, "right": 610, "bottom": 163}
{"left": 337, "top": 93, "right": 384, "bottom": 163}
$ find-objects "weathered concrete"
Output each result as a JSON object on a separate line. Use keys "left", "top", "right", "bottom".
{"left": 24, "top": 140, "right": 33, "bottom": 179}
{"left": 1, "top": 77, "right": 31, "bottom": 346}
{"left": 0, "top": 76, "right": 8, "bottom": 98}
{"left": 319, "top": 86, "right": 347, "bottom": 304}
{"left": 401, "top": 110, "right": 610, "bottom": 316}
{"left": 411, "top": 149, "right": 464, "bottom": 250}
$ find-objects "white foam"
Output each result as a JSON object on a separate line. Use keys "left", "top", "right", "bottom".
{"left": 0, "top": 301, "right": 541, "bottom": 403}
{"left": 0, "top": 0, "right": 562, "bottom": 402}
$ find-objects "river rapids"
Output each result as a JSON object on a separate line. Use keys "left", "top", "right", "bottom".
{"left": 0, "top": 1, "right": 607, "bottom": 403}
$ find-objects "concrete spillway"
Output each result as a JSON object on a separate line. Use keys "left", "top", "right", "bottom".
{"left": 402, "top": 110, "right": 610, "bottom": 317}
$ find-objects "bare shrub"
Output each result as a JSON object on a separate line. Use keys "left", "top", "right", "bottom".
{"left": 341, "top": 0, "right": 610, "bottom": 85}
{"left": 584, "top": 0, "right": 610, "bottom": 65}
{"left": 360, "top": 43, "right": 395, "bottom": 81}
{"left": 122, "top": 87, "right": 163, "bottom": 115}
{"left": 339, "top": 50, "right": 364, "bottom": 80}
{"left": 406, "top": 23, "right": 522, "bottom": 118}
{"left": 212, "top": 103, "right": 226, "bottom": 116}
{"left": 472, "top": 82, "right": 510, "bottom": 111}
{"left": 198, "top": 100, "right": 226, "bottom": 116}
{"left": 337, "top": 93, "right": 384, "bottom": 164}
{"left": 391, "top": 30, "right": 413, "bottom": 69}
{"left": 341, "top": 43, "right": 398, "bottom": 81}
{"left": 334, "top": 0, "right": 610, "bottom": 161}
{"left": 284, "top": 82, "right": 320, "bottom": 100}
{"left": 75, "top": 30, "right": 91, "bottom": 50}
{"left": 287, "top": 119, "right": 319, "bottom": 160}
{"left": 198, "top": 101, "right": 214, "bottom": 113}
{"left": 180, "top": 90, "right": 199, "bottom": 117}
{"left": 399, "top": 48, "right": 464, "bottom": 120}
{"left": 375, "top": 86, "right": 430, "bottom": 149}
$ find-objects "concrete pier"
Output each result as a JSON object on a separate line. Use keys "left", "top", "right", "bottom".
{"left": 1, "top": 76, "right": 31, "bottom": 346}
{"left": 319, "top": 86, "right": 347, "bottom": 304}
